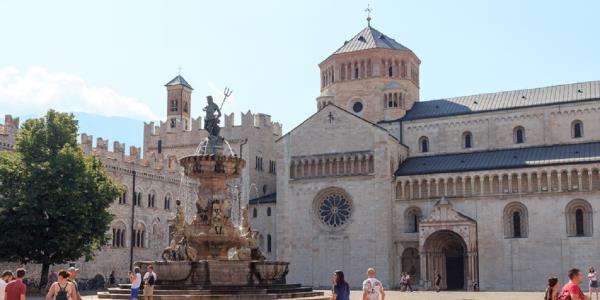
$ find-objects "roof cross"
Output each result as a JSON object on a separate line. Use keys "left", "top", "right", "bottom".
{"left": 365, "top": 4, "right": 373, "bottom": 27}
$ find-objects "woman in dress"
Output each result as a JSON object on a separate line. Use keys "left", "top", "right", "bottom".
{"left": 544, "top": 277, "right": 560, "bottom": 300}
{"left": 589, "top": 267, "right": 598, "bottom": 300}
{"left": 330, "top": 270, "right": 350, "bottom": 300}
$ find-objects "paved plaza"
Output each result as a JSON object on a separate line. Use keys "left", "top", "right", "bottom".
{"left": 24, "top": 290, "right": 547, "bottom": 300}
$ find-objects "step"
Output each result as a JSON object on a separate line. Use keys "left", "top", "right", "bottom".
{"left": 99, "top": 291, "right": 325, "bottom": 300}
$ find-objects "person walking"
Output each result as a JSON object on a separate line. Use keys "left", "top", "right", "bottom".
{"left": 5, "top": 268, "right": 26, "bottom": 300}
{"left": 544, "top": 277, "right": 560, "bottom": 300}
{"left": 129, "top": 268, "right": 142, "bottom": 300}
{"left": 45, "top": 270, "right": 76, "bottom": 300}
{"left": 329, "top": 270, "right": 349, "bottom": 300}
{"left": 0, "top": 271, "right": 14, "bottom": 300}
{"left": 66, "top": 268, "right": 80, "bottom": 300}
{"left": 143, "top": 265, "right": 156, "bottom": 300}
{"left": 362, "top": 268, "right": 385, "bottom": 300}
{"left": 559, "top": 268, "right": 589, "bottom": 300}
{"left": 434, "top": 271, "right": 442, "bottom": 292}
{"left": 399, "top": 273, "right": 406, "bottom": 292}
{"left": 405, "top": 273, "right": 413, "bottom": 292}
{"left": 589, "top": 267, "right": 598, "bottom": 300}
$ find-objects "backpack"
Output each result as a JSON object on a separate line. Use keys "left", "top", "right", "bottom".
{"left": 147, "top": 273, "right": 155, "bottom": 286}
{"left": 557, "top": 289, "right": 571, "bottom": 300}
{"left": 55, "top": 283, "right": 69, "bottom": 300}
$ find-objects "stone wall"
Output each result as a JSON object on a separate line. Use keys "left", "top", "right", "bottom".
{"left": 0, "top": 114, "right": 19, "bottom": 151}
{"left": 403, "top": 100, "right": 600, "bottom": 156}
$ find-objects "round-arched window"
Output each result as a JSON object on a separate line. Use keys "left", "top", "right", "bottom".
{"left": 315, "top": 188, "right": 353, "bottom": 229}
{"left": 352, "top": 101, "right": 363, "bottom": 113}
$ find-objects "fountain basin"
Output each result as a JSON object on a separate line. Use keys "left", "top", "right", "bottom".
{"left": 254, "top": 261, "right": 289, "bottom": 285}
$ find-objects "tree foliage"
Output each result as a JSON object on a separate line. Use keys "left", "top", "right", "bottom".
{"left": 0, "top": 110, "right": 121, "bottom": 286}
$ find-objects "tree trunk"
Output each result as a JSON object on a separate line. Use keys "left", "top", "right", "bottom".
{"left": 40, "top": 262, "right": 50, "bottom": 291}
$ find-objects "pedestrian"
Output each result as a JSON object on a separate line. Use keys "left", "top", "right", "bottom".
{"left": 66, "top": 267, "right": 81, "bottom": 300}
{"left": 0, "top": 271, "right": 14, "bottom": 300}
{"left": 45, "top": 270, "right": 76, "bottom": 300}
{"left": 434, "top": 270, "right": 442, "bottom": 292}
{"left": 143, "top": 265, "right": 156, "bottom": 300}
{"left": 559, "top": 268, "right": 589, "bottom": 300}
{"left": 362, "top": 267, "right": 385, "bottom": 300}
{"left": 405, "top": 273, "right": 413, "bottom": 292}
{"left": 129, "top": 268, "right": 142, "bottom": 300}
{"left": 329, "top": 270, "right": 349, "bottom": 300}
{"left": 589, "top": 267, "right": 598, "bottom": 300}
{"left": 399, "top": 273, "right": 406, "bottom": 292}
{"left": 5, "top": 268, "right": 26, "bottom": 300}
{"left": 544, "top": 277, "right": 560, "bottom": 300}
{"left": 109, "top": 271, "right": 115, "bottom": 287}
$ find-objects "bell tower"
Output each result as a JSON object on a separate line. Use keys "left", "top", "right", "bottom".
{"left": 316, "top": 20, "right": 421, "bottom": 123}
{"left": 165, "top": 75, "right": 193, "bottom": 130}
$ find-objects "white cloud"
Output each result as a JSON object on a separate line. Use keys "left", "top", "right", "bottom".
{"left": 0, "top": 67, "right": 158, "bottom": 120}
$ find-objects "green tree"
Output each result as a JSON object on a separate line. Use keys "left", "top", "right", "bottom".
{"left": 0, "top": 110, "right": 121, "bottom": 287}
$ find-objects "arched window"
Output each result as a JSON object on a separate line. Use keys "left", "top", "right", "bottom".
{"left": 354, "top": 67, "right": 359, "bottom": 79}
{"left": 262, "top": 185, "right": 267, "bottom": 195}
{"left": 572, "top": 120, "right": 583, "bottom": 138}
{"left": 118, "top": 186, "right": 127, "bottom": 204}
{"left": 134, "top": 224, "right": 146, "bottom": 248}
{"left": 419, "top": 136, "right": 429, "bottom": 153}
{"left": 463, "top": 132, "right": 473, "bottom": 149}
{"left": 164, "top": 195, "right": 171, "bottom": 210}
{"left": 252, "top": 208, "right": 257, "bottom": 218}
{"left": 388, "top": 66, "right": 393, "bottom": 77}
{"left": 267, "top": 234, "right": 272, "bottom": 253}
{"left": 514, "top": 126, "right": 525, "bottom": 144}
{"left": 147, "top": 192, "right": 156, "bottom": 208}
{"left": 566, "top": 199, "right": 592, "bottom": 237}
{"left": 135, "top": 191, "right": 143, "bottom": 207}
{"left": 112, "top": 223, "right": 127, "bottom": 248}
{"left": 267, "top": 207, "right": 272, "bottom": 217}
{"left": 170, "top": 100, "right": 177, "bottom": 112}
{"left": 503, "top": 202, "right": 528, "bottom": 238}
{"left": 404, "top": 207, "right": 422, "bottom": 233}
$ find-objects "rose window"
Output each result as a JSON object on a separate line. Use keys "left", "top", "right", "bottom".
{"left": 318, "top": 193, "right": 352, "bottom": 228}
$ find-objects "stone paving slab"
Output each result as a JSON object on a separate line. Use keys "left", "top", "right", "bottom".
{"left": 318, "top": 290, "right": 545, "bottom": 300}
{"left": 30, "top": 290, "right": 546, "bottom": 300}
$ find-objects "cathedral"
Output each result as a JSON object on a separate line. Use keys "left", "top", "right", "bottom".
{"left": 275, "top": 23, "right": 600, "bottom": 291}
{"left": 1, "top": 20, "right": 600, "bottom": 292}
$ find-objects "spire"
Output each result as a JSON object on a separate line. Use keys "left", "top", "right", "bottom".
{"left": 365, "top": 4, "right": 372, "bottom": 27}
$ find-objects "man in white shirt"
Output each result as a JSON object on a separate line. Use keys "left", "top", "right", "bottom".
{"left": 362, "top": 268, "right": 385, "bottom": 300}
{"left": 143, "top": 265, "right": 157, "bottom": 300}
{"left": 0, "top": 271, "right": 14, "bottom": 300}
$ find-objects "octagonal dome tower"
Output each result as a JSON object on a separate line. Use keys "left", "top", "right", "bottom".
{"left": 317, "top": 23, "right": 421, "bottom": 123}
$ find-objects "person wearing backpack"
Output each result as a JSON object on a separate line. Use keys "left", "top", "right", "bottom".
{"left": 45, "top": 270, "right": 76, "bottom": 300}
{"left": 143, "top": 265, "right": 156, "bottom": 300}
{"left": 559, "top": 268, "right": 590, "bottom": 300}
{"left": 544, "top": 277, "right": 560, "bottom": 300}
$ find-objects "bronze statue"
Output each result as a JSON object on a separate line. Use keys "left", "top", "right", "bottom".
{"left": 203, "top": 96, "right": 222, "bottom": 138}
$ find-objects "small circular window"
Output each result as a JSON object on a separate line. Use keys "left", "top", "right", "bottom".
{"left": 352, "top": 101, "right": 363, "bottom": 113}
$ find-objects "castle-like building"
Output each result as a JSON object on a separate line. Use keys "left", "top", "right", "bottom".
{"left": 0, "top": 77, "right": 280, "bottom": 281}
{"left": 2, "top": 20, "right": 600, "bottom": 292}
{"left": 275, "top": 23, "right": 600, "bottom": 291}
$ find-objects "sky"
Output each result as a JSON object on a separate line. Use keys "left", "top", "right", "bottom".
{"left": 1, "top": 0, "right": 599, "bottom": 148}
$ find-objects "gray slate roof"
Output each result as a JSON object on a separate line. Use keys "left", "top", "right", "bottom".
{"left": 334, "top": 26, "right": 411, "bottom": 55}
{"left": 395, "top": 142, "right": 600, "bottom": 176}
{"left": 401, "top": 81, "right": 600, "bottom": 121}
{"left": 165, "top": 75, "right": 193, "bottom": 90}
{"left": 249, "top": 193, "right": 276, "bottom": 205}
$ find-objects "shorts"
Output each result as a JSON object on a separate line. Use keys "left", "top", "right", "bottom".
{"left": 144, "top": 285, "right": 154, "bottom": 296}
{"left": 131, "top": 287, "right": 139, "bottom": 299}
{"left": 591, "top": 281, "right": 598, "bottom": 288}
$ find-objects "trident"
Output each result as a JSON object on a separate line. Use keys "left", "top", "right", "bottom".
{"left": 219, "top": 87, "right": 233, "bottom": 111}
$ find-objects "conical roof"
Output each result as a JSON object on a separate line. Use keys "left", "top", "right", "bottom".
{"left": 333, "top": 26, "right": 412, "bottom": 55}
{"left": 165, "top": 75, "right": 193, "bottom": 90}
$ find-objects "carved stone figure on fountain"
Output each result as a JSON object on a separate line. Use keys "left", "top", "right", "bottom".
{"left": 195, "top": 197, "right": 210, "bottom": 225}
{"left": 211, "top": 201, "right": 225, "bottom": 235}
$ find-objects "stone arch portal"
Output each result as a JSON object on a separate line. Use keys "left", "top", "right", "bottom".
{"left": 418, "top": 197, "right": 478, "bottom": 290}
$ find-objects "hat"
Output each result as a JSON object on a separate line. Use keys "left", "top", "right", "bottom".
{"left": 67, "top": 267, "right": 79, "bottom": 273}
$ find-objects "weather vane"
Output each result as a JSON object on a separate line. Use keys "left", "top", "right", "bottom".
{"left": 365, "top": 4, "right": 372, "bottom": 26}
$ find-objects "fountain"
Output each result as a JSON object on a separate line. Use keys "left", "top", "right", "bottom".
{"left": 99, "top": 92, "right": 325, "bottom": 300}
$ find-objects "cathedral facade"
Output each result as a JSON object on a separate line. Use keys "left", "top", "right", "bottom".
{"left": 276, "top": 24, "right": 600, "bottom": 291}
